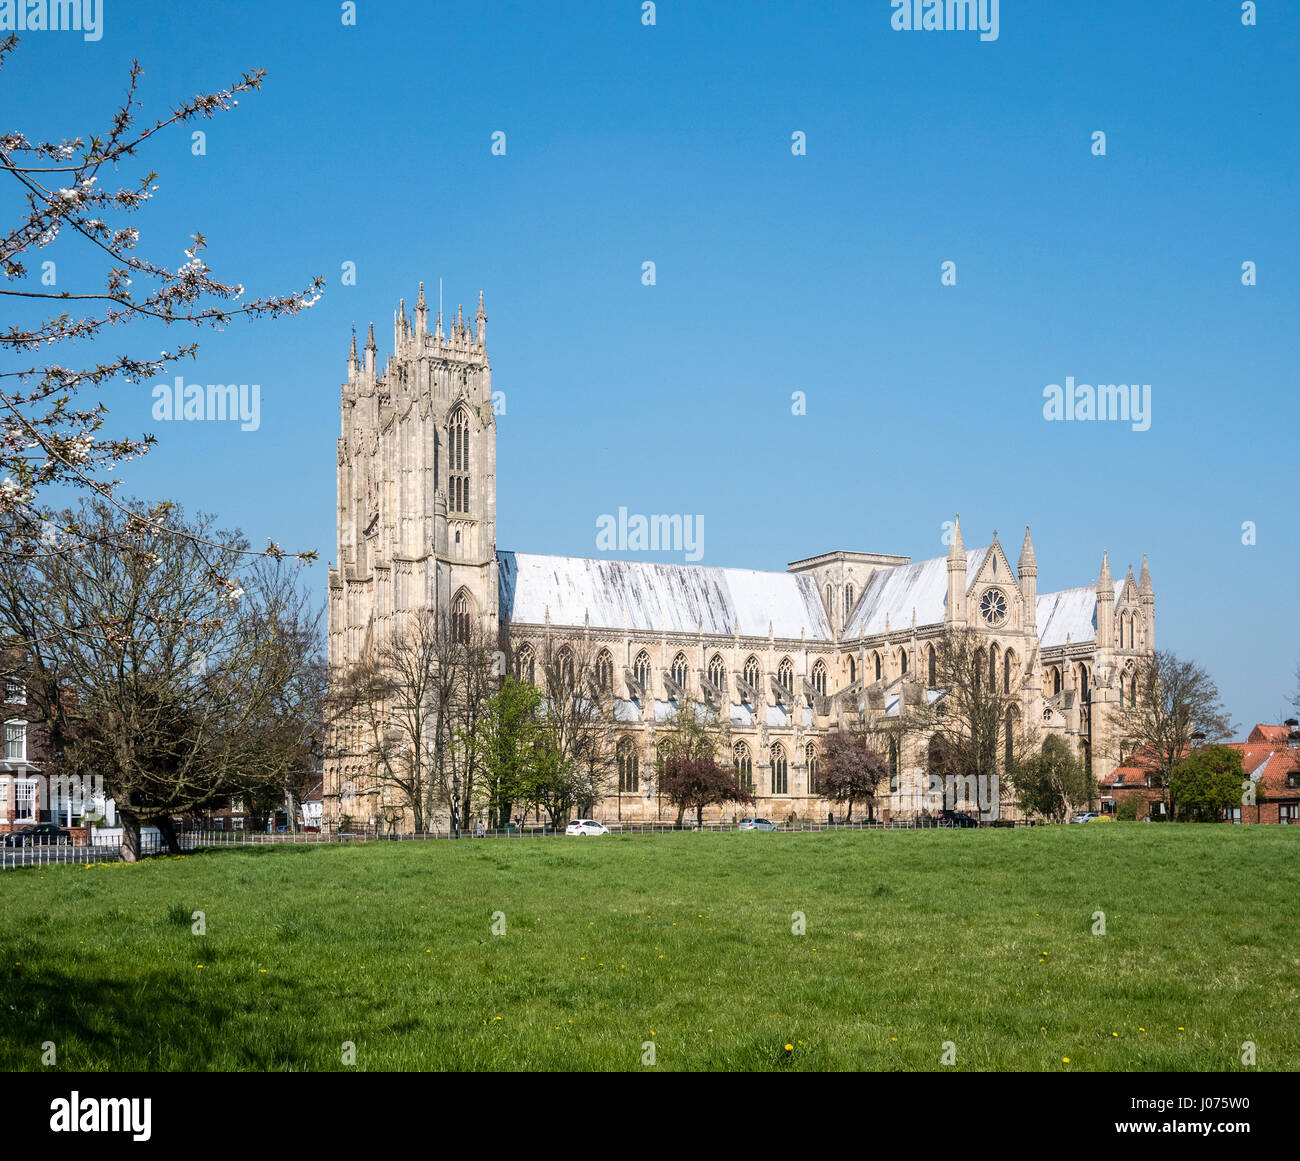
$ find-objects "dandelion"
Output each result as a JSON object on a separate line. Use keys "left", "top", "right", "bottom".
{"left": 784, "top": 1044, "right": 793, "bottom": 1051}
{"left": 1062, "top": 1057, "right": 1070, "bottom": 1063}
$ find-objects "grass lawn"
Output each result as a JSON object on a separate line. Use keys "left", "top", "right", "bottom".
{"left": 1, "top": 825, "right": 1296, "bottom": 1071}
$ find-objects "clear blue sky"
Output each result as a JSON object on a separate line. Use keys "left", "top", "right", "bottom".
{"left": 4, "top": 1, "right": 1297, "bottom": 727}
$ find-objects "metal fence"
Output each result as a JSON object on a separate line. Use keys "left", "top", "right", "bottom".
{"left": 0, "top": 815, "right": 1039, "bottom": 869}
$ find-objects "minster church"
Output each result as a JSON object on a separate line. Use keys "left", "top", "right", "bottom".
{"left": 325, "top": 285, "right": 1156, "bottom": 827}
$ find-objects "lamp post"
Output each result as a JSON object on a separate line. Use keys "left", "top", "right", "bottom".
{"left": 451, "top": 773, "right": 461, "bottom": 840}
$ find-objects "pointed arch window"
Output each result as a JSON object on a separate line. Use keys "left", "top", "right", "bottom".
{"left": 899, "top": 648, "right": 909, "bottom": 676}
{"left": 873, "top": 651, "right": 882, "bottom": 681}
{"left": 555, "top": 645, "right": 575, "bottom": 687}
{"left": 743, "top": 655, "right": 761, "bottom": 691}
{"left": 447, "top": 407, "right": 470, "bottom": 514}
{"left": 847, "top": 655, "right": 856, "bottom": 684}
{"left": 1051, "top": 666, "right": 1062, "bottom": 696}
{"left": 633, "top": 650, "right": 651, "bottom": 689}
{"left": 989, "top": 644, "right": 999, "bottom": 689}
{"left": 515, "top": 643, "right": 535, "bottom": 684}
{"left": 927, "top": 644, "right": 937, "bottom": 688}
{"left": 595, "top": 649, "right": 613, "bottom": 692}
{"left": 777, "top": 657, "right": 794, "bottom": 694}
{"left": 844, "top": 583, "right": 855, "bottom": 617}
{"left": 811, "top": 660, "right": 827, "bottom": 697}
{"left": 806, "top": 743, "right": 818, "bottom": 794}
{"left": 451, "top": 589, "right": 472, "bottom": 644}
{"left": 733, "top": 741, "right": 753, "bottom": 794}
{"left": 708, "top": 653, "right": 726, "bottom": 691}
{"left": 617, "top": 737, "right": 640, "bottom": 793}
{"left": 1004, "top": 650, "right": 1014, "bottom": 694}
{"left": 671, "top": 652, "right": 689, "bottom": 693}
{"left": 770, "top": 743, "right": 788, "bottom": 795}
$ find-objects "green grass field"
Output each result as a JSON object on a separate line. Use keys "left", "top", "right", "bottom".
{"left": 2, "top": 826, "right": 1296, "bottom": 1071}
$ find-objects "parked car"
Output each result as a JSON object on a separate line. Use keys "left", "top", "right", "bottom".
{"left": 736, "top": 818, "right": 778, "bottom": 831}
{"left": 565, "top": 819, "right": 609, "bottom": 836}
{"left": 3, "top": 823, "right": 72, "bottom": 847}
{"left": 1070, "top": 812, "right": 1100, "bottom": 824}
{"left": 938, "top": 810, "right": 979, "bottom": 829}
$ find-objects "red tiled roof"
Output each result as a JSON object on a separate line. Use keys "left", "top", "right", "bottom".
{"left": 1248, "top": 724, "right": 1290, "bottom": 743}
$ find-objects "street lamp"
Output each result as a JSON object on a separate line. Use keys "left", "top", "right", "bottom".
{"left": 451, "top": 774, "right": 461, "bottom": 840}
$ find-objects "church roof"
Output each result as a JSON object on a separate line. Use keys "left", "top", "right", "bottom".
{"left": 1036, "top": 587, "right": 1097, "bottom": 647}
{"left": 498, "top": 551, "right": 834, "bottom": 640}
{"left": 843, "top": 548, "right": 990, "bottom": 638}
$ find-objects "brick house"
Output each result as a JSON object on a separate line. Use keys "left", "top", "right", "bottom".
{"left": 1104, "top": 721, "right": 1300, "bottom": 822}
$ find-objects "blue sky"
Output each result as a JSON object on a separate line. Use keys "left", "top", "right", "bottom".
{"left": 3, "top": 0, "right": 1297, "bottom": 726}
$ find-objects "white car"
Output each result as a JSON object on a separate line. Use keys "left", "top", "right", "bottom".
{"left": 565, "top": 819, "right": 609, "bottom": 836}
{"left": 1070, "top": 812, "right": 1100, "bottom": 824}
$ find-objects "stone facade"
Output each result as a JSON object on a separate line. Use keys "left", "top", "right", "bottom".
{"left": 326, "top": 286, "right": 1156, "bottom": 827}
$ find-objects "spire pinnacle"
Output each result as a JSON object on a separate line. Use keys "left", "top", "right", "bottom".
{"left": 416, "top": 281, "right": 426, "bottom": 309}
{"left": 1018, "top": 525, "right": 1036, "bottom": 572}
{"left": 1098, "top": 550, "right": 1114, "bottom": 597}
{"left": 1138, "top": 554, "right": 1153, "bottom": 596}
{"left": 365, "top": 322, "right": 375, "bottom": 350}
{"left": 947, "top": 513, "right": 964, "bottom": 561}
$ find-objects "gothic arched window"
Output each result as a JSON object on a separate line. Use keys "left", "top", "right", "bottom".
{"left": 847, "top": 655, "right": 857, "bottom": 683}
{"left": 744, "top": 655, "right": 761, "bottom": 691}
{"left": 1003, "top": 649, "right": 1014, "bottom": 694}
{"left": 451, "top": 589, "right": 472, "bottom": 644}
{"left": 873, "top": 651, "right": 882, "bottom": 681}
{"left": 811, "top": 660, "right": 827, "bottom": 697}
{"left": 806, "top": 743, "right": 818, "bottom": 793}
{"left": 770, "top": 743, "right": 788, "bottom": 795}
{"left": 1051, "top": 666, "right": 1062, "bottom": 696}
{"left": 555, "top": 645, "right": 574, "bottom": 687}
{"left": 899, "top": 648, "right": 909, "bottom": 676}
{"left": 617, "top": 737, "right": 639, "bottom": 793}
{"left": 515, "top": 643, "right": 535, "bottom": 683}
{"left": 708, "top": 653, "right": 726, "bottom": 691}
{"left": 777, "top": 657, "right": 794, "bottom": 694}
{"left": 844, "top": 583, "right": 855, "bottom": 613}
{"left": 633, "top": 650, "right": 651, "bottom": 689}
{"left": 1078, "top": 664, "right": 1090, "bottom": 701}
{"left": 927, "top": 644, "right": 937, "bottom": 689}
{"left": 989, "top": 644, "right": 999, "bottom": 689}
{"left": 447, "top": 406, "right": 470, "bottom": 515}
{"left": 671, "top": 652, "right": 689, "bottom": 692}
{"left": 595, "top": 649, "right": 613, "bottom": 692}
{"left": 824, "top": 583, "right": 834, "bottom": 617}
{"left": 733, "top": 741, "right": 753, "bottom": 793}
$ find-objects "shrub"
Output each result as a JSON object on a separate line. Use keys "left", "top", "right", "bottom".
{"left": 1115, "top": 798, "right": 1140, "bottom": 822}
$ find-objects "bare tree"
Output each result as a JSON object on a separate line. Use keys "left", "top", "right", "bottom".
{"left": 1113, "top": 649, "right": 1233, "bottom": 815}
{"left": 535, "top": 637, "right": 614, "bottom": 822}
{"left": 0, "top": 497, "right": 322, "bottom": 860}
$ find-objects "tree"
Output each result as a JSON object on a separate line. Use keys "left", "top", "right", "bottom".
{"left": 0, "top": 497, "right": 322, "bottom": 860}
{"left": 817, "top": 729, "right": 889, "bottom": 822}
{"left": 909, "top": 627, "right": 1033, "bottom": 818}
{"left": 655, "top": 699, "right": 729, "bottom": 824}
{"left": 0, "top": 36, "right": 320, "bottom": 564}
{"left": 658, "top": 754, "right": 753, "bottom": 829}
{"left": 1010, "top": 734, "right": 1096, "bottom": 822}
{"left": 476, "top": 676, "right": 541, "bottom": 829}
{"left": 1169, "top": 745, "right": 1246, "bottom": 822}
{"left": 328, "top": 608, "right": 500, "bottom": 834}
{"left": 532, "top": 638, "right": 613, "bottom": 824}
{"left": 1114, "top": 650, "right": 1234, "bottom": 815}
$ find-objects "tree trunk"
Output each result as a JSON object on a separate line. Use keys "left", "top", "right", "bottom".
{"left": 120, "top": 813, "right": 142, "bottom": 863}
{"left": 696, "top": 804, "right": 704, "bottom": 829}
{"left": 156, "top": 814, "right": 183, "bottom": 854}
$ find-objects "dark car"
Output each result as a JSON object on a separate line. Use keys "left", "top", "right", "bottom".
{"left": 938, "top": 810, "right": 979, "bottom": 829}
{"left": 3, "top": 822, "right": 73, "bottom": 847}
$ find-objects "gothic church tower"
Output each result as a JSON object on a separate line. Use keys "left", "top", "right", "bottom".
{"left": 327, "top": 283, "right": 498, "bottom": 670}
